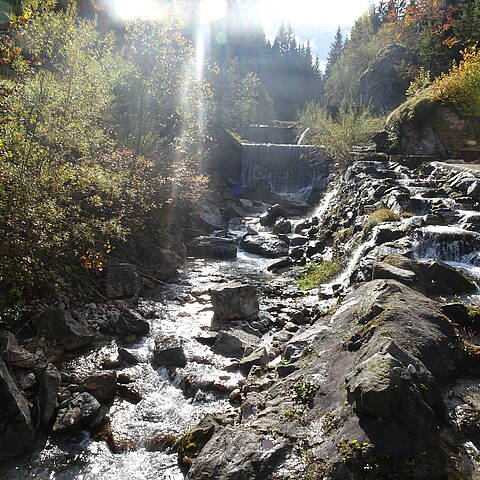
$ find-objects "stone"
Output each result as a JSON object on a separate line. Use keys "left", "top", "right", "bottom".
{"left": 374, "top": 226, "right": 405, "bottom": 246}
{"left": 372, "top": 262, "right": 416, "bottom": 286}
{"left": 272, "top": 218, "right": 292, "bottom": 235}
{"left": 467, "top": 181, "right": 480, "bottom": 201}
{"left": 212, "top": 333, "right": 245, "bottom": 358}
{"left": 260, "top": 204, "right": 290, "bottom": 227}
{"left": 210, "top": 282, "right": 259, "bottom": 321}
{"left": 346, "top": 351, "right": 437, "bottom": 435}
{"left": 0, "top": 331, "right": 17, "bottom": 352}
{"left": 114, "top": 312, "right": 150, "bottom": 337}
{"left": 38, "top": 363, "right": 61, "bottom": 430}
{"left": 152, "top": 336, "right": 187, "bottom": 368}
{"left": 52, "top": 392, "right": 100, "bottom": 434}
{"left": 277, "top": 363, "right": 298, "bottom": 377}
{"left": 289, "top": 235, "right": 309, "bottom": 247}
{"left": 238, "top": 348, "right": 269, "bottom": 374}
{"left": 178, "top": 416, "right": 219, "bottom": 473}
{"left": 40, "top": 308, "right": 94, "bottom": 351}
{"left": 187, "top": 426, "right": 286, "bottom": 480}
{"left": 267, "top": 258, "right": 293, "bottom": 273}
{"left": 106, "top": 263, "right": 141, "bottom": 300}
{"left": 188, "top": 236, "right": 237, "bottom": 259}
{"left": 117, "top": 383, "right": 142, "bottom": 404}
{"left": 193, "top": 205, "right": 224, "bottom": 233}
{"left": 0, "top": 358, "right": 35, "bottom": 460}
{"left": 142, "top": 246, "right": 182, "bottom": 281}
{"left": 3, "top": 345, "right": 36, "bottom": 369}
{"left": 82, "top": 371, "right": 117, "bottom": 403}
{"left": 118, "top": 347, "right": 142, "bottom": 365}
{"left": 17, "top": 372, "right": 36, "bottom": 390}
{"left": 382, "top": 254, "right": 477, "bottom": 296}
{"left": 240, "top": 234, "right": 289, "bottom": 258}
{"left": 386, "top": 95, "right": 480, "bottom": 158}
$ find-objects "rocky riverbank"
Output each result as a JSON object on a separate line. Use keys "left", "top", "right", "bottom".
{"left": 1, "top": 153, "right": 480, "bottom": 479}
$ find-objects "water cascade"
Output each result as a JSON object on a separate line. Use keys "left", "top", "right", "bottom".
{"left": 297, "top": 127, "right": 310, "bottom": 145}
{"left": 241, "top": 143, "right": 326, "bottom": 200}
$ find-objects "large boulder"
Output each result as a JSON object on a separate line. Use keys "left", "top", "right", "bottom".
{"left": 211, "top": 333, "right": 245, "bottom": 358}
{"left": 38, "top": 363, "right": 61, "bottom": 431}
{"left": 141, "top": 246, "right": 182, "bottom": 282}
{"left": 188, "top": 236, "right": 237, "bottom": 259}
{"left": 382, "top": 254, "right": 477, "bottom": 296}
{"left": 259, "top": 204, "right": 290, "bottom": 227}
{"left": 192, "top": 205, "right": 225, "bottom": 233}
{"left": 210, "top": 283, "right": 259, "bottom": 322}
{"left": 385, "top": 93, "right": 480, "bottom": 158}
{"left": 271, "top": 218, "right": 292, "bottom": 235}
{"left": 81, "top": 371, "right": 117, "bottom": 404}
{"left": 187, "top": 426, "right": 286, "bottom": 480}
{"left": 52, "top": 392, "right": 100, "bottom": 434}
{"left": 106, "top": 263, "right": 141, "bottom": 300}
{"left": 0, "top": 358, "right": 35, "bottom": 460}
{"left": 372, "top": 262, "right": 416, "bottom": 286}
{"left": 39, "top": 308, "right": 94, "bottom": 351}
{"left": 114, "top": 312, "right": 150, "bottom": 337}
{"left": 358, "top": 44, "right": 410, "bottom": 114}
{"left": 152, "top": 336, "right": 187, "bottom": 368}
{"left": 0, "top": 330, "right": 35, "bottom": 369}
{"left": 240, "top": 234, "right": 289, "bottom": 258}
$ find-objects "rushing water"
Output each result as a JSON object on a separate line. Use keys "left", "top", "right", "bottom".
{"left": 240, "top": 143, "right": 327, "bottom": 200}
{"left": 0, "top": 212, "right": 307, "bottom": 480}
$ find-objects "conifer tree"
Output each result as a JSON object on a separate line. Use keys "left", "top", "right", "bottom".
{"left": 325, "top": 27, "right": 343, "bottom": 78}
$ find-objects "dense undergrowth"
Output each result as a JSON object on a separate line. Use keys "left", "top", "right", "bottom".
{"left": 0, "top": 1, "right": 268, "bottom": 313}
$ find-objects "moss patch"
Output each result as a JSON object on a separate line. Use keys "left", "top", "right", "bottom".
{"left": 297, "top": 260, "right": 342, "bottom": 291}
{"left": 363, "top": 209, "right": 400, "bottom": 238}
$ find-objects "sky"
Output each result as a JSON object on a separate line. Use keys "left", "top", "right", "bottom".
{"left": 252, "top": 0, "right": 373, "bottom": 62}
{"left": 111, "top": 0, "right": 374, "bottom": 62}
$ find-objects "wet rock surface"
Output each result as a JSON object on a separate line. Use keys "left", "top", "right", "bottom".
{"left": 1, "top": 155, "right": 480, "bottom": 479}
{"left": 0, "top": 358, "right": 35, "bottom": 460}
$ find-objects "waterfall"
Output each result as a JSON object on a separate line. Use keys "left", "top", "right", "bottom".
{"left": 241, "top": 143, "right": 327, "bottom": 200}
{"left": 413, "top": 225, "right": 480, "bottom": 263}
{"left": 297, "top": 127, "right": 310, "bottom": 145}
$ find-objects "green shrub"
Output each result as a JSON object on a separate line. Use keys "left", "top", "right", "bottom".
{"left": 431, "top": 45, "right": 480, "bottom": 115}
{"left": 363, "top": 208, "right": 400, "bottom": 238}
{"left": 298, "top": 103, "right": 385, "bottom": 170}
{"left": 297, "top": 260, "right": 342, "bottom": 291}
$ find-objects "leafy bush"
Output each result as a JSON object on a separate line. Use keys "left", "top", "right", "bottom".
{"left": 297, "top": 260, "right": 342, "bottom": 291}
{"left": 0, "top": 4, "right": 208, "bottom": 307}
{"left": 292, "top": 381, "right": 319, "bottom": 406}
{"left": 406, "top": 67, "right": 431, "bottom": 97}
{"left": 363, "top": 208, "right": 400, "bottom": 238}
{"left": 298, "top": 103, "right": 385, "bottom": 170}
{"left": 431, "top": 45, "right": 480, "bottom": 115}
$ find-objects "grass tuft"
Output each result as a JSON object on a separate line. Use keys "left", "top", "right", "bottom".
{"left": 363, "top": 208, "right": 400, "bottom": 238}
{"left": 297, "top": 260, "right": 342, "bottom": 291}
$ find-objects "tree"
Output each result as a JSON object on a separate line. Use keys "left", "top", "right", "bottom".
{"left": 325, "top": 27, "right": 343, "bottom": 78}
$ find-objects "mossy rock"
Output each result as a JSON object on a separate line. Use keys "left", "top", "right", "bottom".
{"left": 177, "top": 416, "right": 218, "bottom": 473}
{"left": 385, "top": 90, "right": 480, "bottom": 160}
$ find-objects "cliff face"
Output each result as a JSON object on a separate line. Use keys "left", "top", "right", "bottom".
{"left": 385, "top": 93, "right": 480, "bottom": 161}
{"left": 358, "top": 45, "right": 410, "bottom": 115}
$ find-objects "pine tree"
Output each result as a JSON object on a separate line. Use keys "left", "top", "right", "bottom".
{"left": 325, "top": 27, "right": 343, "bottom": 78}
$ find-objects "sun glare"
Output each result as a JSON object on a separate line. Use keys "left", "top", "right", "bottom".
{"left": 111, "top": 0, "right": 228, "bottom": 22}
{"left": 111, "top": 0, "right": 165, "bottom": 21}
{"left": 199, "top": 0, "right": 228, "bottom": 22}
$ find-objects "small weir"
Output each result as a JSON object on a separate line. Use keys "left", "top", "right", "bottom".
{"left": 241, "top": 125, "right": 328, "bottom": 201}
